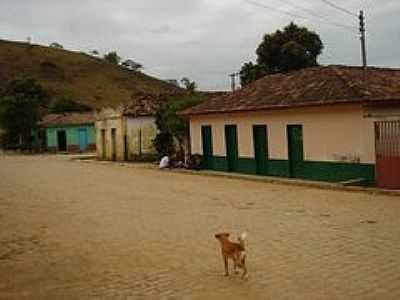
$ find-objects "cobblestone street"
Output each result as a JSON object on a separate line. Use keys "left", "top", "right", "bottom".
{"left": 1, "top": 155, "right": 400, "bottom": 299}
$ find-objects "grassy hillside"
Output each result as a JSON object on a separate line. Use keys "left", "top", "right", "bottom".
{"left": 0, "top": 39, "right": 183, "bottom": 108}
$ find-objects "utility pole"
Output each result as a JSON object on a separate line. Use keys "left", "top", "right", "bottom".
{"left": 359, "top": 10, "right": 367, "bottom": 69}
{"left": 229, "top": 72, "right": 240, "bottom": 92}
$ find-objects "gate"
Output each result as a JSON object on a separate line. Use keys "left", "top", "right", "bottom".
{"left": 375, "top": 120, "right": 400, "bottom": 189}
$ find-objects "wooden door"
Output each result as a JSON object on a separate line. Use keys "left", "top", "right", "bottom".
{"left": 253, "top": 125, "right": 268, "bottom": 175}
{"left": 111, "top": 128, "right": 117, "bottom": 161}
{"left": 201, "top": 126, "right": 213, "bottom": 169}
{"left": 78, "top": 128, "right": 88, "bottom": 151}
{"left": 375, "top": 120, "right": 400, "bottom": 189}
{"left": 287, "top": 125, "right": 304, "bottom": 178}
{"left": 101, "top": 129, "right": 106, "bottom": 159}
{"left": 57, "top": 130, "right": 67, "bottom": 152}
{"left": 225, "top": 125, "right": 238, "bottom": 172}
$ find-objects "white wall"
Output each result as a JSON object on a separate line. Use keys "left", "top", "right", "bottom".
{"left": 190, "top": 104, "right": 376, "bottom": 164}
{"left": 126, "top": 116, "right": 158, "bottom": 157}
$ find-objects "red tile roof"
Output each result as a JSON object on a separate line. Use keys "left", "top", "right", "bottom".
{"left": 40, "top": 112, "right": 95, "bottom": 127}
{"left": 181, "top": 65, "right": 400, "bottom": 116}
{"left": 122, "top": 93, "right": 168, "bottom": 117}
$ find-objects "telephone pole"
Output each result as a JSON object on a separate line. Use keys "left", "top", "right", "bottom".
{"left": 359, "top": 10, "right": 367, "bottom": 69}
{"left": 229, "top": 72, "right": 240, "bottom": 92}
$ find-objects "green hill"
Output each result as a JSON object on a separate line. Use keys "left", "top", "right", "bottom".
{"left": 0, "top": 39, "right": 183, "bottom": 108}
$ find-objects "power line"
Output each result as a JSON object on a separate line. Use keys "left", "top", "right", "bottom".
{"left": 318, "top": 0, "right": 358, "bottom": 17}
{"left": 246, "top": 0, "right": 306, "bottom": 20}
{"left": 273, "top": 0, "right": 357, "bottom": 31}
{"left": 245, "top": 0, "right": 357, "bottom": 33}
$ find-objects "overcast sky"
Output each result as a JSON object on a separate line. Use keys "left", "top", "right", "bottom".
{"left": 0, "top": 0, "right": 398, "bottom": 90}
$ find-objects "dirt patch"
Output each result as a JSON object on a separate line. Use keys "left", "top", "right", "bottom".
{"left": 1, "top": 155, "right": 400, "bottom": 299}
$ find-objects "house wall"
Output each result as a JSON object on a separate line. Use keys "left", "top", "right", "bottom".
{"left": 189, "top": 104, "right": 376, "bottom": 184}
{"left": 125, "top": 116, "right": 158, "bottom": 159}
{"left": 46, "top": 125, "right": 96, "bottom": 152}
{"left": 95, "top": 112, "right": 158, "bottom": 161}
{"left": 95, "top": 116, "right": 125, "bottom": 161}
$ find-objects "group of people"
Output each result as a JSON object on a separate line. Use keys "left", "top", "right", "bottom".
{"left": 159, "top": 154, "right": 201, "bottom": 170}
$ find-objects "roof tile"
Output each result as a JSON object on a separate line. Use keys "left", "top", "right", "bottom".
{"left": 181, "top": 65, "right": 400, "bottom": 116}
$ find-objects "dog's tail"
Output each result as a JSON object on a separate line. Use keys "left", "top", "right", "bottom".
{"left": 238, "top": 232, "right": 248, "bottom": 248}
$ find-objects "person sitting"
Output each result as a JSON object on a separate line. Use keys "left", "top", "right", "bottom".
{"left": 159, "top": 155, "right": 170, "bottom": 169}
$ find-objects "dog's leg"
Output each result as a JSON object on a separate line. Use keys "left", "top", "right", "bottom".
{"left": 241, "top": 258, "right": 248, "bottom": 280}
{"left": 234, "top": 264, "right": 239, "bottom": 274}
{"left": 233, "top": 258, "right": 239, "bottom": 274}
{"left": 223, "top": 256, "right": 229, "bottom": 276}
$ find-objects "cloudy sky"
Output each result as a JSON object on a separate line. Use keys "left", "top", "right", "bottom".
{"left": 0, "top": 0, "right": 398, "bottom": 90}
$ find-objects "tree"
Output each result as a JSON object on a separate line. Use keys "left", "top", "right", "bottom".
{"left": 239, "top": 62, "right": 267, "bottom": 87}
{"left": 50, "top": 97, "right": 91, "bottom": 113}
{"left": 121, "top": 59, "right": 143, "bottom": 71}
{"left": 103, "top": 51, "right": 121, "bottom": 65}
{"left": 0, "top": 78, "right": 49, "bottom": 148}
{"left": 240, "top": 22, "right": 323, "bottom": 85}
{"left": 181, "top": 77, "right": 197, "bottom": 93}
{"left": 154, "top": 95, "right": 205, "bottom": 158}
{"left": 165, "top": 79, "right": 179, "bottom": 87}
{"left": 49, "top": 42, "right": 63, "bottom": 49}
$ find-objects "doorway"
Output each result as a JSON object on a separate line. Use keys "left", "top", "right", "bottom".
{"left": 225, "top": 125, "right": 238, "bottom": 172}
{"left": 78, "top": 128, "right": 88, "bottom": 151}
{"left": 111, "top": 128, "right": 117, "bottom": 161}
{"left": 101, "top": 129, "right": 106, "bottom": 159}
{"left": 57, "top": 130, "right": 67, "bottom": 152}
{"left": 201, "top": 125, "right": 213, "bottom": 169}
{"left": 253, "top": 125, "right": 268, "bottom": 175}
{"left": 287, "top": 125, "right": 304, "bottom": 178}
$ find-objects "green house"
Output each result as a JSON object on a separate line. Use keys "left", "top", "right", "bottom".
{"left": 40, "top": 113, "right": 96, "bottom": 153}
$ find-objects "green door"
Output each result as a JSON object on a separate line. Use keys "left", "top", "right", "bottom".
{"left": 253, "top": 125, "right": 268, "bottom": 175}
{"left": 201, "top": 126, "right": 213, "bottom": 169}
{"left": 287, "top": 125, "right": 304, "bottom": 178}
{"left": 225, "top": 125, "right": 238, "bottom": 172}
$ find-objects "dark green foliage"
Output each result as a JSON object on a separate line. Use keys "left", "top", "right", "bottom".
{"left": 121, "top": 59, "right": 143, "bottom": 71}
{"left": 0, "top": 78, "right": 49, "bottom": 148}
{"left": 50, "top": 97, "right": 91, "bottom": 113}
{"left": 154, "top": 95, "right": 205, "bottom": 158}
{"left": 49, "top": 42, "right": 63, "bottom": 49}
{"left": 153, "top": 131, "right": 175, "bottom": 157}
{"left": 240, "top": 22, "right": 324, "bottom": 85}
{"left": 256, "top": 22, "right": 323, "bottom": 72}
{"left": 180, "top": 77, "right": 197, "bottom": 93}
{"left": 239, "top": 62, "right": 267, "bottom": 87}
{"left": 103, "top": 51, "right": 121, "bottom": 65}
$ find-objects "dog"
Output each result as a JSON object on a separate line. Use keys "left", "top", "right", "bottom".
{"left": 214, "top": 232, "right": 248, "bottom": 279}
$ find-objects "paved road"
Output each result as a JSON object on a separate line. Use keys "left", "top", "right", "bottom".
{"left": 1, "top": 155, "right": 400, "bottom": 299}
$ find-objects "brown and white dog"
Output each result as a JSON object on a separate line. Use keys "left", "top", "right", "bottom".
{"left": 214, "top": 232, "right": 248, "bottom": 279}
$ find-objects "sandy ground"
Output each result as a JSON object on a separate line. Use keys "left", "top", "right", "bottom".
{"left": 1, "top": 155, "right": 400, "bottom": 300}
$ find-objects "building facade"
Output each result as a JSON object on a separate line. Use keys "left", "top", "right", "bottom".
{"left": 95, "top": 94, "right": 161, "bottom": 161}
{"left": 40, "top": 113, "right": 96, "bottom": 153}
{"left": 182, "top": 66, "right": 400, "bottom": 189}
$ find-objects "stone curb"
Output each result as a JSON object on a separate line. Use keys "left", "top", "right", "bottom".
{"left": 75, "top": 158, "right": 400, "bottom": 197}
